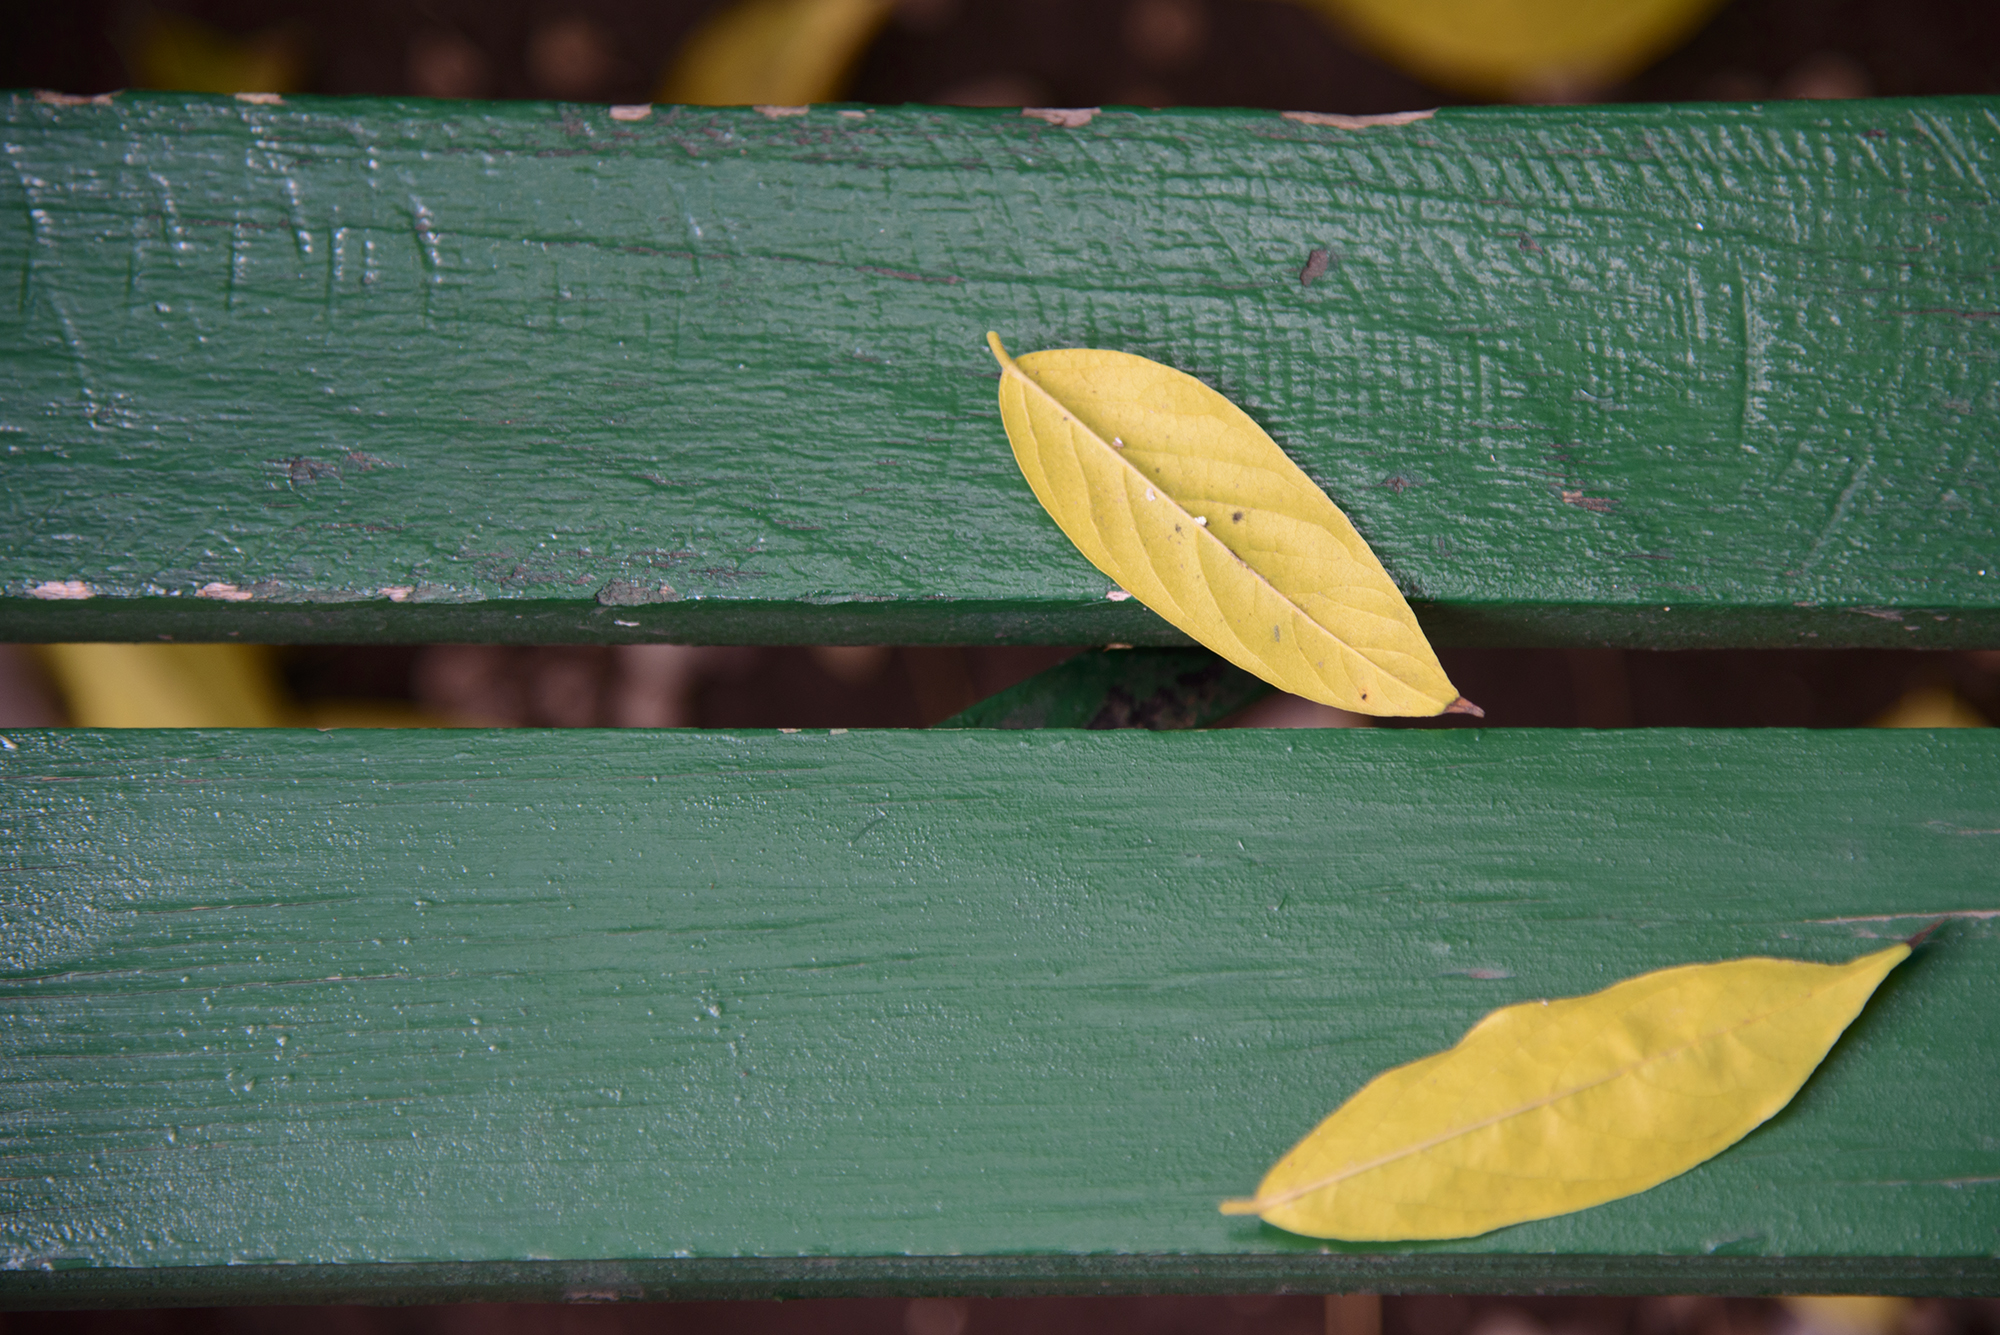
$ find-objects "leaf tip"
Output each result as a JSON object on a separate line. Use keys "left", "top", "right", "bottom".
{"left": 986, "top": 331, "right": 1011, "bottom": 367}
{"left": 1905, "top": 918, "right": 1949, "bottom": 949}
{"left": 1218, "top": 1197, "right": 1265, "bottom": 1216}
{"left": 1443, "top": 696, "right": 1485, "bottom": 718}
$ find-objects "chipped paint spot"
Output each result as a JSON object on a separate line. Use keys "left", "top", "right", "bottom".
{"left": 828, "top": 727, "right": 849, "bottom": 735}
{"left": 612, "top": 619, "right": 639, "bottom": 627}
{"left": 1282, "top": 109, "right": 1434, "bottom": 130}
{"left": 755, "top": 104, "right": 810, "bottom": 118}
{"left": 1299, "top": 248, "right": 1331, "bottom": 285}
{"left": 197, "top": 582, "right": 254, "bottom": 602}
{"left": 379, "top": 585, "right": 415, "bottom": 602}
{"left": 598, "top": 579, "right": 678, "bottom": 606}
{"left": 30, "top": 580, "right": 92, "bottom": 600}
{"left": 839, "top": 109, "right": 868, "bottom": 119}
{"left": 35, "top": 90, "right": 116, "bottom": 107}
{"left": 234, "top": 92, "right": 284, "bottom": 105}
{"left": 1106, "top": 589, "right": 1133, "bottom": 601}
{"left": 609, "top": 104, "right": 652, "bottom": 121}
{"left": 778, "top": 727, "right": 801, "bottom": 733}
{"left": 1023, "top": 107, "right": 1098, "bottom": 128}
{"left": 1561, "top": 490, "right": 1616, "bottom": 513}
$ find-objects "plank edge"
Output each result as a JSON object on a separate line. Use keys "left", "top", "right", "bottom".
{"left": 5, "top": 1256, "right": 1999, "bottom": 1309}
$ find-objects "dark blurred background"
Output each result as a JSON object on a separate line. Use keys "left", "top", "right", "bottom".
{"left": 4, "top": 0, "right": 2000, "bottom": 733}
{"left": 4, "top": 0, "right": 1999, "bottom": 1328}
{"left": 8, "top": 0, "right": 2000, "bottom": 109}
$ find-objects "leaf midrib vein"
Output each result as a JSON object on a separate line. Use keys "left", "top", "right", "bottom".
{"left": 997, "top": 351, "right": 1384, "bottom": 676}
{"left": 1241, "top": 963, "right": 1879, "bottom": 1212}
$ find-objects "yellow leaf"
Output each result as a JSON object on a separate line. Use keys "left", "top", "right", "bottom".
{"left": 658, "top": 0, "right": 893, "bottom": 107}
{"left": 1221, "top": 942, "right": 1912, "bottom": 1240}
{"left": 1782, "top": 1297, "right": 1913, "bottom": 1335}
{"left": 35, "top": 644, "right": 292, "bottom": 728}
{"left": 1871, "top": 684, "right": 1989, "bottom": 729}
{"left": 126, "top": 11, "right": 305, "bottom": 97}
{"left": 987, "top": 333, "right": 1469, "bottom": 718}
{"left": 1292, "top": 0, "right": 1727, "bottom": 100}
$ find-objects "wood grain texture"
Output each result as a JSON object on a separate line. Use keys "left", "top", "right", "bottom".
{"left": 3, "top": 94, "right": 1998, "bottom": 647}
{"left": 2, "top": 727, "right": 1995, "bottom": 1301}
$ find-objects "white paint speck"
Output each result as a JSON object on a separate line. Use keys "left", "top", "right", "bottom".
{"left": 1106, "top": 590, "right": 1133, "bottom": 601}
{"left": 1144, "top": 487, "right": 1156, "bottom": 501}
{"left": 1194, "top": 515, "right": 1208, "bottom": 526}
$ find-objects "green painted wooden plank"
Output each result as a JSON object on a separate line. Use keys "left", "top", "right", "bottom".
{"left": 2, "top": 727, "right": 1995, "bottom": 1303}
{"left": 3, "top": 94, "right": 1999, "bottom": 647}
{"left": 938, "top": 648, "right": 1270, "bottom": 728}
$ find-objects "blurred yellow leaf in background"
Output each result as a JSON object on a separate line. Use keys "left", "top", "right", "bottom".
{"left": 659, "top": 0, "right": 893, "bottom": 106}
{"left": 1296, "top": 0, "right": 1727, "bottom": 100}
{"left": 1782, "top": 1297, "right": 1915, "bottom": 1335}
{"left": 35, "top": 644, "right": 451, "bottom": 729}
{"left": 1871, "top": 684, "right": 1989, "bottom": 729}
{"left": 125, "top": 10, "right": 305, "bottom": 97}
{"left": 38, "top": 644, "right": 291, "bottom": 728}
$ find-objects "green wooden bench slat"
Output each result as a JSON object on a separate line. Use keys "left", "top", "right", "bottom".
{"left": 3, "top": 94, "right": 1998, "bottom": 648}
{"left": 3, "top": 727, "right": 1995, "bottom": 1304}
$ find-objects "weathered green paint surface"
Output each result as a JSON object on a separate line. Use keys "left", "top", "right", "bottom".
{"left": 3, "top": 95, "right": 1998, "bottom": 647}
{"left": 939, "top": 648, "right": 1269, "bottom": 728}
{"left": 3, "top": 727, "right": 1995, "bottom": 1304}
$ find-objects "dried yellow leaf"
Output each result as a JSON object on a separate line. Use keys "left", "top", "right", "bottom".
{"left": 657, "top": 0, "right": 892, "bottom": 106}
{"left": 987, "top": 333, "right": 1469, "bottom": 718}
{"left": 1221, "top": 942, "right": 1912, "bottom": 1240}
{"left": 1293, "top": 0, "right": 1727, "bottom": 100}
